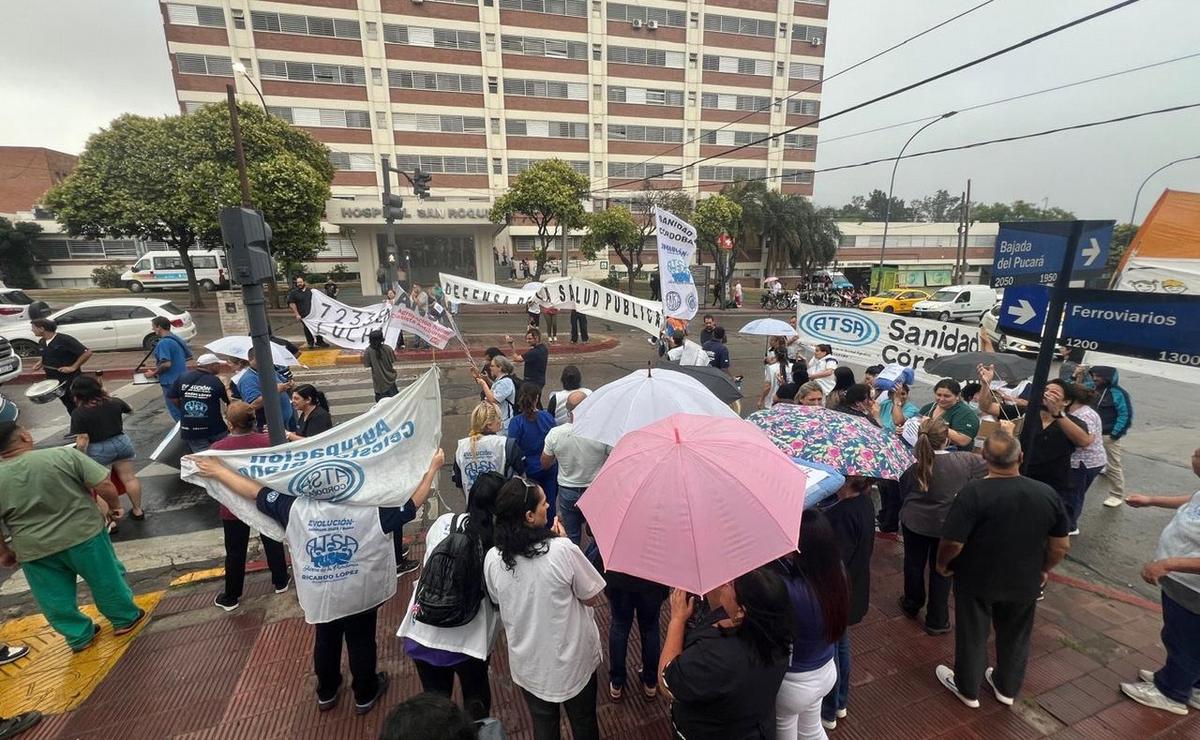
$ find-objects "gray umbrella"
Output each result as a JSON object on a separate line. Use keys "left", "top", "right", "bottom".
{"left": 924, "top": 351, "right": 1036, "bottom": 384}
{"left": 655, "top": 359, "right": 742, "bottom": 404}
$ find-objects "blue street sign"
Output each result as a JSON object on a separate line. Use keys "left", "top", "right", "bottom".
{"left": 1062, "top": 289, "right": 1200, "bottom": 367}
{"left": 997, "top": 284, "right": 1050, "bottom": 338}
{"left": 991, "top": 221, "right": 1113, "bottom": 288}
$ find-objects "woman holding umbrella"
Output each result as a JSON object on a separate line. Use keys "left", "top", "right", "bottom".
{"left": 918, "top": 379, "right": 980, "bottom": 451}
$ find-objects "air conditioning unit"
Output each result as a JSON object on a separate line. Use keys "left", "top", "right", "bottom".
{"left": 646, "top": 19, "right": 659, "bottom": 30}
{"left": 811, "top": 36, "right": 822, "bottom": 45}
{"left": 631, "top": 18, "right": 643, "bottom": 28}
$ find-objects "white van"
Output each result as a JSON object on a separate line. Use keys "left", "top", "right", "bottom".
{"left": 122, "top": 250, "right": 230, "bottom": 293}
{"left": 911, "top": 284, "right": 997, "bottom": 322}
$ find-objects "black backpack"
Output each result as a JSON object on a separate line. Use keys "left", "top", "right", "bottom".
{"left": 413, "top": 515, "right": 486, "bottom": 628}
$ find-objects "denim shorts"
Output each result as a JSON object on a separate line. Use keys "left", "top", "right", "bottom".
{"left": 87, "top": 433, "right": 135, "bottom": 466}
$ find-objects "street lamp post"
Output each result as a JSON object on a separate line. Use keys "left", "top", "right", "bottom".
{"left": 872, "top": 111, "right": 957, "bottom": 295}
{"left": 1130, "top": 155, "right": 1200, "bottom": 224}
{"left": 232, "top": 62, "right": 269, "bottom": 110}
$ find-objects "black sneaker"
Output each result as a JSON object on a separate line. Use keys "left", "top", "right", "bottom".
{"left": 214, "top": 593, "right": 240, "bottom": 612}
{"left": 897, "top": 596, "right": 919, "bottom": 620}
{"left": 0, "top": 644, "right": 29, "bottom": 666}
{"left": 317, "top": 692, "right": 339, "bottom": 712}
{"left": 396, "top": 558, "right": 420, "bottom": 578}
{"left": 400, "top": 544, "right": 411, "bottom": 560}
{"left": 0, "top": 711, "right": 41, "bottom": 740}
{"left": 273, "top": 579, "right": 290, "bottom": 595}
{"left": 355, "top": 672, "right": 390, "bottom": 715}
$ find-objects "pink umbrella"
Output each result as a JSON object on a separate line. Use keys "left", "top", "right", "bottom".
{"left": 578, "top": 413, "right": 807, "bottom": 595}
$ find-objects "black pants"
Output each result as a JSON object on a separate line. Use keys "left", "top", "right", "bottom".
{"left": 901, "top": 526, "right": 951, "bottom": 630}
{"left": 221, "top": 519, "right": 289, "bottom": 599}
{"left": 876, "top": 480, "right": 902, "bottom": 533}
{"left": 570, "top": 311, "right": 589, "bottom": 342}
{"left": 374, "top": 385, "right": 399, "bottom": 402}
{"left": 952, "top": 588, "right": 1037, "bottom": 700}
{"left": 313, "top": 606, "right": 379, "bottom": 704}
{"left": 56, "top": 374, "right": 80, "bottom": 414}
{"left": 414, "top": 657, "right": 492, "bottom": 720}
{"left": 301, "top": 324, "right": 326, "bottom": 347}
{"left": 520, "top": 671, "right": 599, "bottom": 740}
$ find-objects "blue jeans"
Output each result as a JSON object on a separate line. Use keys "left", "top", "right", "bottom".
{"left": 557, "top": 485, "right": 586, "bottom": 545}
{"left": 821, "top": 631, "right": 851, "bottom": 720}
{"left": 185, "top": 431, "right": 229, "bottom": 454}
{"left": 162, "top": 387, "right": 182, "bottom": 421}
{"left": 608, "top": 588, "right": 664, "bottom": 689}
{"left": 1155, "top": 591, "right": 1200, "bottom": 703}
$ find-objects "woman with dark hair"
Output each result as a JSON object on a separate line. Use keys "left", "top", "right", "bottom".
{"left": 659, "top": 566, "right": 793, "bottom": 739}
{"left": 484, "top": 478, "right": 605, "bottom": 740}
{"left": 546, "top": 365, "right": 589, "bottom": 426}
{"left": 363, "top": 329, "right": 399, "bottom": 401}
{"left": 70, "top": 375, "right": 145, "bottom": 521}
{"left": 834, "top": 383, "right": 880, "bottom": 427}
{"left": 507, "top": 383, "right": 559, "bottom": 522}
{"left": 898, "top": 418, "right": 986, "bottom": 635}
{"left": 918, "top": 378, "right": 980, "bottom": 451}
{"left": 1064, "top": 383, "right": 1107, "bottom": 535}
{"left": 760, "top": 347, "right": 790, "bottom": 410}
{"left": 399, "top": 472, "right": 507, "bottom": 720}
{"left": 824, "top": 367, "right": 856, "bottom": 410}
{"left": 287, "top": 384, "right": 333, "bottom": 440}
{"left": 379, "top": 693, "right": 481, "bottom": 740}
{"left": 775, "top": 510, "right": 849, "bottom": 739}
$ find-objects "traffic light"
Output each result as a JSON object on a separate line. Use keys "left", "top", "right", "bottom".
{"left": 220, "top": 207, "right": 275, "bottom": 284}
{"left": 383, "top": 192, "right": 404, "bottom": 222}
{"left": 412, "top": 169, "right": 432, "bottom": 199}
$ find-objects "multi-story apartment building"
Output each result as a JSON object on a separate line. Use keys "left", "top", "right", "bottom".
{"left": 159, "top": 0, "right": 827, "bottom": 293}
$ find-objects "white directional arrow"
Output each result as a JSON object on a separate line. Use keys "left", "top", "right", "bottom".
{"left": 1080, "top": 238, "right": 1102, "bottom": 267}
{"left": 1007, "top": 299, "right": 1037, "bottom": 326}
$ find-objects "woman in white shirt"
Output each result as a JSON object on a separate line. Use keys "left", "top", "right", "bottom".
{"left": 398, "top": 472, "right": 506, "bottom": 719}
{"left": 484, "top": 478, "right": 606, "bottom": 740}
{"left": 760, "top": 348, "right": 789, "bottom": 410}
{"left": 474, "top": 355, "right": 518, "bottom": 433}
{"left": 453, "top": 403, "right": 524, "bottom": 498}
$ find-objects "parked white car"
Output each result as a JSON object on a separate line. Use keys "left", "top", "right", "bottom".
{"left": 911, "top": 284, "right": 998, "bottom": 322}
{"left": 0, "top": 336, "right": 23, "bottom": 384}
{"left": 0, "top": 288, "right": 51, "bottom": 325}
{"left": 981, "top": 302, "right": 1063, "bottom": 355}
{"left": 6, "top": 298, "right": 197, "bottom": 358}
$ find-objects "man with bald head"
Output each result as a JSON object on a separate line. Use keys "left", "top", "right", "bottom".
{"left": 540, "top": 390, "right": 611, "bottom": 545}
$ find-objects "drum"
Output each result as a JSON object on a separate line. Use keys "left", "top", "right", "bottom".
{"left": 25, "top": 379, "right": 66, "bottom": 405}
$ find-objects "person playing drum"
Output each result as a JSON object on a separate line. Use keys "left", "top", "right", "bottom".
{"left": 29, "top": 319, "right": 92, "bottom": 414}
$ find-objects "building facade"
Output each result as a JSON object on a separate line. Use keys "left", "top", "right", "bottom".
{"left": 159, "top": 0, "right": 827, "bottom": 292}
{"left": 0, "top": 147, "right": 77, "bottom": 216}
{"left": 832, "top": 221, "right": 1001, "bottom": 290}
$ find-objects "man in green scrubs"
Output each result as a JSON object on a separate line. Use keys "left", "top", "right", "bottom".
{"left": 0, "top": 422, "right": 144, "bottom": 651}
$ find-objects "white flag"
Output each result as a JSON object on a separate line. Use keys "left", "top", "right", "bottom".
{"left": 654, "top": 207, "right": 699, "bottom": 320}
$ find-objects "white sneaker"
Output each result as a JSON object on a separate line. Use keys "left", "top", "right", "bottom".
{"left": 820, "top": 718, "right": 836, "bottom": 730}
{"left": 1139, "top": 669, "right": 1200, "bottom": 710}
{"left": 985, "top": 667, "right": 1015, "bottom": 706}
{"left": 1103, "top": 496, "right": 1124, "bottom": 508}
{"left": 836, "top": 708, "right": 847, "bottom": 719}
{"left": 1068, "top": 529, "right": 1080, "bottom": 536}
{"left": 936, "top": 665, "right": 980, "bottom": 708}
{"left": 1121, "top": 681, "right": 1188, "bottom": 715}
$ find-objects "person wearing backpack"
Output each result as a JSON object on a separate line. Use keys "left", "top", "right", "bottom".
{"left": 398, "top": 472, "right": 506, "bottom": 720}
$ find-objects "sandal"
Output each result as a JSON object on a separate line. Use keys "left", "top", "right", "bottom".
{"left": 130, "top": 510, "right": 145, "bottom": 521}
{"left": 608, "top": 682, "right": 623, "bottom": 702}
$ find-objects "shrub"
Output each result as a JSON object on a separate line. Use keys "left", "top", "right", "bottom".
{"left": 92, "top": 263, "right": 125, "bottom": 288}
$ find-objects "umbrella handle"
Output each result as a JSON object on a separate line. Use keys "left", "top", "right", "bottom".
{"left": 647, "top": 360, "right": 652, "bottom": 377}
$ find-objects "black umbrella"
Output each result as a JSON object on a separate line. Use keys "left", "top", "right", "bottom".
{"left": 654, "top": 359, "right": 743, "bottom": 404}
{"left": 924, "top": 351, "right": 1036, "bottom": 385}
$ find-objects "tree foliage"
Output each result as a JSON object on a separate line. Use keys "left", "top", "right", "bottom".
{"left": 830, "top": 190, "right": 1075, "bottom": 224}
{"left": 693, "top": 194, "right": 742, "bottom": 306}
{"left": 582, "top": 206, "right": 641, "bottom": 292}
{"left": 490, "top": 160, "right": 589, "bottom": 281}
{"left": 0, "top": 217, "right": 42, "bottom": 288}
{"left": 1109, "top": 222, "right": 1138, "bottom": 272}
{"left": 970, "top": 200, "right": 1075, "bottom": 223}
{"left": 831, "top": 189, "right": 914, "bottom": 222}
{"left": 724, "top": 180, "right": 841, "bottom": 277}
{"left": 44, "top": 104, "right": 333, "bottom": 306}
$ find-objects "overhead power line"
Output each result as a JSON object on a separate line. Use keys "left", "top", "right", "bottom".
{"left": 590, "top": 0, "right": 1145, "bottom": 195}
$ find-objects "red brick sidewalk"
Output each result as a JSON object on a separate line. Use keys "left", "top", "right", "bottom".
{"left": 18, "top": 538, "right": 1198, "bottom": 740}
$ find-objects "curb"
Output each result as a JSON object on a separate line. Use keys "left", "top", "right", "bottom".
{"left": 1047, "top": 571, "right": 1161, "bottom": 613}
{"left": 314, "top": 336, "right": 621, "bottom": 368}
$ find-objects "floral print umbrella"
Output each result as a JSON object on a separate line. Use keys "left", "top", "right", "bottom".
{"left": 748, "top": 404, "right": 915, "bottom": 480}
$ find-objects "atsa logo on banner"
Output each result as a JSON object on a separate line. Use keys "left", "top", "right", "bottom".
{"left": 798, "top": 311, "right": 881, "bottom": 347}
{"left": 289, "top": 460, "right": 366, "bottom": 503}
{"left": 306, "top": 533, "right": 359, "bottom": 568}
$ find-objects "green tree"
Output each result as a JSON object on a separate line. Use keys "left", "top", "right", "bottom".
{"left": 912, "top": 189, "right": 962, "bottom": 222}
{"left": 693, "top": 194, "right": 742, "bottom": 306}
{"left": 626, "top": 187, "right": 693, "bottom": 288}
{"left": 725, "top": 181, "right": 840, "bottom": 277}
{"left": 1108, "top": 222, "right": 1138, "bottom": 272}
{"left": 971, "top": 200, "right": 1075, "bottom": 222}
{"left": 582, "top": 206, "right": 642, "bottom": 293}
{"left": 490, "top": 159, "right": 589, "bottom": 281}
{"left": 833, "top": 189, "right": 914, "bottom": 222}
{"left": 0, "top": 217, "right": 42, "bottom": 288}
{"left": 45, "top": 104, "right": 333, "bottom": 307}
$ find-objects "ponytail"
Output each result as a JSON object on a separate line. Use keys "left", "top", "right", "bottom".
{"left": 293, "top": 383, "right": 329, "bottom": 411}
{"left": 914, "top": 417, "right": 949, "bottom": 492}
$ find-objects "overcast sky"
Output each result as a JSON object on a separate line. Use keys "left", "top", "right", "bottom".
{"left": 2, "top": 0, "right": 1197, "bottom": 222}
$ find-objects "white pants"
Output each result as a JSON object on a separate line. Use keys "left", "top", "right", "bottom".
{"left": 775, "top": 657, "right": 837, "bottom": 740}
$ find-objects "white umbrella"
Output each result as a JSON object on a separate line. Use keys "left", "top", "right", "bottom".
{"left": 572, "top": 368, "right": 739, "bottom": 446}
{"left": 739, "top": 318, "right": 797, "bottom": 337}
{"left": 206, "top": 336, "right": 302, "bottom": 366}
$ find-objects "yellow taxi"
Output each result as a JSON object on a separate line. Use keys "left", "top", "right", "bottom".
{"left": 858, "top": 289, "right": 930, "bottom": 314}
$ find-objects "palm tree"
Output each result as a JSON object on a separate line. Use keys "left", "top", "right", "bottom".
{"left": 724, "top": 181, "right": 840, "bottom": 277}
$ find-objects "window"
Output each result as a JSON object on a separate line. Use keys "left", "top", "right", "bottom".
{"left": 607, "top": 162, "right": 678, "bottom": 179}
{"left": 703, "top": 14, "right": 775, "bottom": 38}
{"left": 56, "top": 306, "right": 113, "bottom": 325}
{"left": 231, "top": 8, "right": 245, "bottom": 29}
{"left": 593, "top": 0, "right": 600, "bottom": 16}
{"left": 267, "top": 106, "right": 371, "bottom": 128}
{"left": 511, "top": 235, "right": 584, "bottom": 251}
{"left": 607, "top": 4, "right": 687, "bottom": 27}
{"left": 500, "top": 36, "right": 588, "bottom": 60}
{"left": 592, "top": 44, "right": 601, "bottom": 61}
{"left": 608, "top": 46, "right": 685, "bottom": 68}
{"left": 394, "top": 155, "right": 490, "bottom": 174}
{"left": 486, "top": 33, "right": 496, "bottom": 50}
{"left": 503, "top": 78, "right": 588, "bottom": 100}
{"left": 153, "top": 256, "right": 186, "bottom": 270}
{"left": 607, "top": 86, "right": 684, "bottom": 107}
{"left": 383, "top": 24, "right": 481, "bottom": 50}
{"left": 789, "top": 62, "right": 823, "bottom": 80}
{"left": 593, "top": 161, "right": 603, "bottom": 176}
{"left": 371, "top": 67, "right": 383, "bottom": 85}
{"left": 593, "top": 123, "right": 602, "bottom": 138}
{"left": 250, "top": 11, "right": 360, "bottom": 39}
{"left": 702, "top": 55, "right": 772, "bottom": 76}
{"left": 493, "top": 158, "right": 503, "bottom": 174}
{"left": 700, "top": 129, "right": 766, "bottom": 147}
{"left": 260, "top": 60, "right": 366, "bottom": 85}
{"left": 507, "top": 119, "right": 588, "bottom": 138}
{"left": 781, "top": 169, "right": 815, "bottom": 183}
{"left": 375, "top": 111, "right": 388, "bottom": 128}
{"left": 784, "top": 133, "right": 817, "bottom": 150}
{"left": 787, "top": 99, "right": 820, "bottom": 116}
{"left": 593, "top": 84, "right": 602, "bottom": 100}
{"left": 689, "top": 11, "right": 699, "bottom": 28}
{"left": 509, "top": 158, "right": 589, "bottom": 174}
{"left": 488, "top": 76, "right": 498, "bottom": 93}
{"left": 698, "top": 165, "right": 766, "bottom": 181}
{"left": 394, "top": 113, "right": 487, "bottom": 133}
{"left": 701, "top": 92, "right": 770, "bottom": 112}
{"left": 366, "top": 21, "right": 378, "bottom": 40}
{"left": 498, "top": 0, "right": 587, "bottom": 17}
{"left": 176, "top": 53, "right": 233, "bottom": 76}
{"left": 387, "top": 69, "right": 484, "bottom": 92}
{"left": 328, "top": 152, "right": 376, "bottom": 171}
{"left": 167, "top": 4, "right": 225, "bottom": 27}
{"left": 491, "top": 117, "right": 501, "bottom": 134}
{"left": 791, "top": 24, "right": 823, "bottom": 42}
{"left": 608, "top": 124, "right": 683, "bottom": 143}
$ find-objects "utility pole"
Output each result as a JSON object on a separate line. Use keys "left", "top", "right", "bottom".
{"left": 962, "top": 179, "right": 971, "bottom": 283}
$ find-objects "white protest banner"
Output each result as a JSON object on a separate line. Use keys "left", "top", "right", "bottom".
{"left": 654, "top": 206, "right": 699, "bottom": 320}
{"left": 794, "top": 304, "right": 981, "bottom": 384}
{"left": 441, "top": 273, "right": 665, "bottom": 337}
{"left": 303, "top": 290, "right": 390, "bottom": 350}
{"left": 180, "top": 367, "right": 443, "bottom": 541}
{"left": 385, "top": 294, "right": 456, "bottom": 349}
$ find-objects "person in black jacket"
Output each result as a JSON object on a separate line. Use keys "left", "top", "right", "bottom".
{"left": 814, "top": 476, "right": 876, "bottom": 731}
{"left": 286, "top": 384, "right": 333, "bottom": 440}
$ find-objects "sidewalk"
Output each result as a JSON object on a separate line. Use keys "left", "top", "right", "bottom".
{"left": 7, "top": 535, "right": 1193, "bottom": 739}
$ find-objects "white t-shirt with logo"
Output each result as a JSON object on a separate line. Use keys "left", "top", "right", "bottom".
{"left": 484, "top": 537, "right": 605, "bottom": 702}
{"left": 808, "top": 355, "right": 839, "bottom": 394}
{"left": 543, "top": 423, "right": 611, "bottom": 488}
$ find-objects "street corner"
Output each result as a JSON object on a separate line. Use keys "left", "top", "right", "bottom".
{"left": 0, "top": 591, "right": 162, "bottom": 717}
{"left": 296, "top": 347, "right": 346, "bottom": 368}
